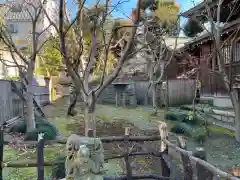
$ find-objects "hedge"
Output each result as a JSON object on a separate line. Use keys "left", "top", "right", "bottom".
{"left": 165, "top": 111, "right": 198, "bottom": 125}
{"left": 170, "top": 123, "right": 208, "bottom": 144}
{"left": 170, "top": 122, "right": 192, "bottom": 136}
{"left": 24, "top": 125, "right": 58, "bottom": 141}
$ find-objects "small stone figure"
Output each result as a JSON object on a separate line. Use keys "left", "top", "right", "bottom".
{"left": 65, "top": 134, "right": 104, "bottom": 180}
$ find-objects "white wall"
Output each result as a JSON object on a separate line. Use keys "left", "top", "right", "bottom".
{"left": 0, "top": 49, "right": 23, "bottom": 78}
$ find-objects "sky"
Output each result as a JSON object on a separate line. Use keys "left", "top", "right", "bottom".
{"left": 0, "top": 0, "right": 201, "bottom": 25}
{"left": 65, "top": 0, "right": 202, "bottom": 28}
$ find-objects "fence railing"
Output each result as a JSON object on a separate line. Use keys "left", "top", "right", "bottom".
{"left": 0, "top": 126, "right": 170, "bottom": 180}
{"left": 0, "top": 122, "right": 239, "bottom": 180}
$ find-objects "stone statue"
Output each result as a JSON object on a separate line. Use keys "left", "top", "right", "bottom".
{"left": 64, "top": 134, "right": 104, "bottom": 180}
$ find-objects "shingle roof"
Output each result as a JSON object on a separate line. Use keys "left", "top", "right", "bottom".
{"left": 2, "top": 1, "right": 42, "bottom": 21}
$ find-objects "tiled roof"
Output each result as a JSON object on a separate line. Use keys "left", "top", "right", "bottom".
{"left": 2, "top": 1, "right": 42, "bottom": 21}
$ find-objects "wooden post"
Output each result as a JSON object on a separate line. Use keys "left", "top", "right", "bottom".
{"left": 123, "top": 92, "right": 126, "bottom": 107}
{"left": 88, "top": 129, "right": 94, "bottom": 137}
{"left": 157, "top": 121, "right": 170, "bottom": 177}
{"left": 193, "top": 147, "right": 214, "bottom": 180}
{"left": 177, "top": 136, "right": 193, "bottom": 180}
{"left": 0, "top": 125, "right": 4, "bottom": 180}
{"left": 124, "top": 127, "right": 132, "bottom": 180}
{"left": 37, "top": 133, "right": 45, "bottom": 180}
{"left": 158, "top": 121, "right": 168, "bottom": 152}
{"left": 115, "top": 91, "right": 118, "bottom": 107}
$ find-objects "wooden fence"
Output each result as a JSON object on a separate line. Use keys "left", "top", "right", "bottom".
{"left": 164, "top": 79, "right": 195, "bottom": 106}
{"left": 0, "top": 80, "right": 23, "bottom": 124}
{"left": 136, "top": 79, "right": 195, "bottom": 106}
{"left": 0, "top": 123, "right": 239, "bottom": 180}
{"left": 0, "top": 79, "right": 50, "bottom": 124}
{"left": 33, "top": 85, "right": 50, "bottom": 106}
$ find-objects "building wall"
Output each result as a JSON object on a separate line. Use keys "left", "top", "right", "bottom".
{"left": 0, "top": 48, "right": 24, "bottom": 78}
{"left": 5, "top": 20, "right": 32, "bottom": 48}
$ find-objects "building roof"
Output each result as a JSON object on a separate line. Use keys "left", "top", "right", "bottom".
{"left": 181, "top": 1, "right": 211, "bottom": 18}
{"left": 181, "top": 0, "right": 237, "bottom": 18}
{"left": 1, "top": 1, "right": 42, "bottom": 21}
{"left": 164, "top": 37, "right": 191, "bottom": 50}
{"left": 183, "top": 18, "right": 240, "bottom": 48}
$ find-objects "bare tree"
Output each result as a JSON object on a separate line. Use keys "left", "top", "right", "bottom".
{"left": 41, "top": 0, "right": 150, "bottom": 136}
{"left": 0, "top": 0, "right": 53, "bottom": 131}
{"left": 143, "top": 19, "right": 180, "bottom": 114}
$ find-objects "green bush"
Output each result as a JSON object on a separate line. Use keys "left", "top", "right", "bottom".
{"left": 191, "top": 127, "right": 207, "bottom": 144}
{"left": 36, "top": 121, "right": 59, "bottom": 136}
{"left": 9, "top": 121, "right": 27, "bottom": 134}
{"left": 170, "top": 123, "right": 192, "bottom": 136}
{"left": 51, "top": 156, "right": 66, "bottom": 179}
{"left": 165, "top": 111, "right": 198, "bottom": 125}
{"left": 9, "top": 114, "right": 52, "bottom": 134}
{"left": 24, "top": 125, "right": 58, "bottom": 141}
{"left": 179, "top": 106, "right": 192, "bottom": 111}
{"left": 165, "top": 111, "right": 187, "bottom": 121}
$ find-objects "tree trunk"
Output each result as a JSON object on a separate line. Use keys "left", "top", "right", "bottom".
{"left": 84, "top": 104, "right": 90, "bottom": 136}
{"left": 230, "top": 91, "right": 240, "bottom": 142}
{"left": 26, "top": 74, "right": 35, "bottom": 132}
{"left": 152, "top": 83, "right": 157, "bottom": 115}
{"left": 67, "top": 91, "right": 78, "bottom": 116}
{"left": 83, "top": 94, "right": 97, "bottom": 137}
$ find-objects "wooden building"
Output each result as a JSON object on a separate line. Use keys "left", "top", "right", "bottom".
{"left": 180, "top": 0, "right": 240, "bottom": 108}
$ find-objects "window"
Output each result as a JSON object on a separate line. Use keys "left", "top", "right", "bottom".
{"left": 8, "top": 24, "right": 18, "bottom": 34}
{"left": 221, "top": 45, "right": 231, "bottom": 64}
{"left": 233, "top": 43, "right": 240, "bottom": 62}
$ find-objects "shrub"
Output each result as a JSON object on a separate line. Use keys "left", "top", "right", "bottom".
{"left": 165, "top": 111, "right": 187, "bottom": 122}
{"left": 170, "top": 123, "right": 192, "bottom": 136}
{"left": 9, "top": 115, "right": 55, "bottom": 134}
{"left": 51, "top": 156, "right": 66, "bottom": 179}
{"left": 36, "top": 121, "right": 59, "bottom": 136}
{"left": 9, "top": 121, "right": 27, "bottom": 133}
{"left": 24, "top": 126, "right": 58, "bottom": 141}
{"left": 191, "top": 127, "right": 207, "bottom": 144}
{"left": 179, "top": 106, "right": 192, "bottom": 111}
{"left": 165, "top": 111, "right": 198, "bottom": 125}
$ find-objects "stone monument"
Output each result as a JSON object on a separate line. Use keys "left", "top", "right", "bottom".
{"left": 63, "top": 134, "right": 104, "bottom": 180}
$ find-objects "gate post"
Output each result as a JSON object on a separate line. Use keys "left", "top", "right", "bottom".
{"left": 158, "top": 121, "right": 170, "bottom": 177}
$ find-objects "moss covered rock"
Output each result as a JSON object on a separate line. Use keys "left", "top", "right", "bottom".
{"left": 170, "top": 123, "right": 192, "bottom": 136}
{"left": 51, "top": 156, "right": 66, "bottom": 179}
{"left": 24, "top": 125, "right": 58, "bottom": 141}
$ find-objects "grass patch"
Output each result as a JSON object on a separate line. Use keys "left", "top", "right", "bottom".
{"left": 208, "top": 126, "right": 235, "bottom": 137}
{"left": 3, "top": 145, "right": 65, "bottom": 180}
